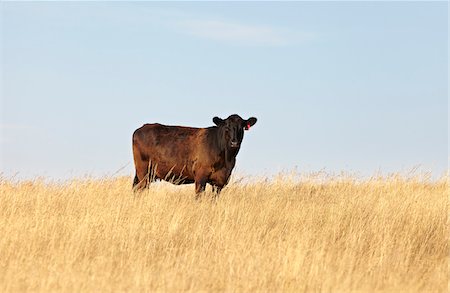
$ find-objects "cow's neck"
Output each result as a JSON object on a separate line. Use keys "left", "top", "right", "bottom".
{"left": 225, "top": 147, "right": 238, "bottom": 165}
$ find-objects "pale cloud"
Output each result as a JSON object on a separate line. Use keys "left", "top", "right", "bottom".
{"left": 173, "top": 18, "right": 313, "bottom": 46}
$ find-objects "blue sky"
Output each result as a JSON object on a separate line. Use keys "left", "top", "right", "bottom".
{"left": 1, "top": 1, "right": 448, "bottom": 179}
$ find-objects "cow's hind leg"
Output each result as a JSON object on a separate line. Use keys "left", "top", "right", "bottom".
{"left": 133, "top": 160, "right": 152, "bottom": 192}
{"left": 133, "top": 174, "right": 139, "bottom": 188}
{"left": 133, "top": 177, "right": 148, "bottom": 192}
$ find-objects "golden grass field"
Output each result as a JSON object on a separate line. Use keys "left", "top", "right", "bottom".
{"left": 0, "top": 172, "right": 447, "bottom": 293}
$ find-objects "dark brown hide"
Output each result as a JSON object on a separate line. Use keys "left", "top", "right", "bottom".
{"left": 132, "top": 114, "right": 257, "bottom": 195}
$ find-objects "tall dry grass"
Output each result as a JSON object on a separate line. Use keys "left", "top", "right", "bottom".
{"left": 0, "top": 173, "right": 447, "bottom": 293}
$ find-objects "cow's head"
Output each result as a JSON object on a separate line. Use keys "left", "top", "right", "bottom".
{"left": 213, "top": 114, "right": 257, "bottom": 149}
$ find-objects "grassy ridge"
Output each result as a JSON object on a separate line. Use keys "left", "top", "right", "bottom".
{"left": 0, "top": 174, "right": 447, "bottom": 292}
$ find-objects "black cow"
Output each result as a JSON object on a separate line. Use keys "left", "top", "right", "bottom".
{"left": 132, "top": 114, "right": 257, "bottom": 196}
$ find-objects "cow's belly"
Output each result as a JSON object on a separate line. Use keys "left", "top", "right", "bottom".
{"left": 153, "top": 160, "right": 195, "bottom": 182}
{"left": 173, "top": 179, "right": 195, "bottom": 185}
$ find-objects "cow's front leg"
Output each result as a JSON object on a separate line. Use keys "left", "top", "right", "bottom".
{"left": 210, "top": 170, "right": 230, "bottom": 197}
{"left": 194, "top": 176, "right": 207, "bottom": 199}
{"left": 211, "top": 185, "right": 223, "bottom": 197}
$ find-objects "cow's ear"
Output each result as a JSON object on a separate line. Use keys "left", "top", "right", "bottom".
{"left": 244, "top": 117, "right": 257, "bottom": 130}
{"left": 213, "top": 117, "right": 224, "bottom": 126}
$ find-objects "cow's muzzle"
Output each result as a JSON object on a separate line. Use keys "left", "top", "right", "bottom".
{"left": 230, "top": 141, "right": 240, "bottom": 148}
